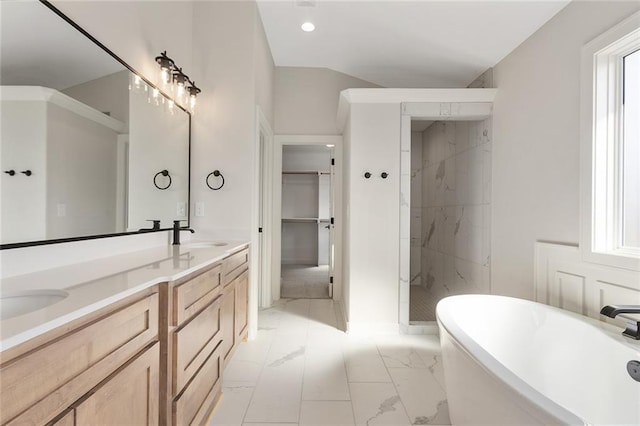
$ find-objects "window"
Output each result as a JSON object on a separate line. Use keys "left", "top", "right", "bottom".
{"left": 581, "top": 12, "right": 640, "bottom": 271}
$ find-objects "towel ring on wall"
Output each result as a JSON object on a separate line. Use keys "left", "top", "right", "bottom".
{"left": 206, "top": 170, "right": 225, "bottom": 190}
{"left": 154, "top": 170, "right": 172, "bottom": 190}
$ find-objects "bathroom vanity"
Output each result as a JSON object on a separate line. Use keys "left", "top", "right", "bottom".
{"left": 0, "top": 241, "right": 249, "bottom": 426}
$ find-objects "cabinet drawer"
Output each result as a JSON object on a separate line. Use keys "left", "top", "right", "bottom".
{"left": 173, "top": 296, "right": 223, "bottom": 394}
{"left": 173, "top": 264, "right": 221, "bottom": 326}
{"left": 74, "top": 342, "right": 159, "bottom": 425}
{"left": 47, "top": 409, "right": 74, "bottom": 426}
{"left": 173, "top": 342, "right": 223, "bottom": 426}
{"left": 1, "top": 292, "right": 159, "bottom": 426}
{"left": 222, "top": 248, "right": 248, "bottom": 286}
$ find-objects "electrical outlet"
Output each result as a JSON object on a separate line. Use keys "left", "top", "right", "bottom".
{"left": 195, "top": 202, "right": 205, "bottom": 217}
{"left": 177, "top": 202, "right": 186, "bottom": 217}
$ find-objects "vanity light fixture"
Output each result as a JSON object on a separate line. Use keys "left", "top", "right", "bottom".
{"left": 187, "top": 83, "right": 201, "bottom": 112}
{"left": 155, "top": 51, "right": 175, "bottom": 86}
{"left": 301, "top": 22, "right": 315, "bottom": 32}
{"left": 154, "top": 51, "right": 201, "bottom": 112}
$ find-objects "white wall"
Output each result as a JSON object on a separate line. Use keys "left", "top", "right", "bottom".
{"left": 254, "top": 11, "right": 275, "bottom": 125}
{"left": 190, "top": 1, "right": 274, "bottom": 240}
{"left": 62, "top": 70, "right": 130, "bottom": 128}
{"left": 344, "top": 103, "right": 400, "bottom": 332}
{"left": 46, "top": 103, "right": 119, "bottom": 239}
{"left": 274, "top": 67, "right": 379, "bottom": 135}
{"left": 128, "top": 87, "right": 189, "bottom": 231}
{"left": 0, "top": 101, "right": 47, "bottom": 243}
{"left": 342, "top": 112, "right": 352, "bottom": 320}
{"left": 491, "top": 1, "right": 640, "bottom": 300}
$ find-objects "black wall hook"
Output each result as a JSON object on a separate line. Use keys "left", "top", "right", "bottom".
{"left": 21, "top": 170, "right": 32, "bottom": 176}
{"left": 4, "top": 170, "right": 15, "bottom": 176}
{"left": 381, "top": 172, "right": 388, "bottom": 179}
{"left": 153, "top": 169, "right": 172, "bottom": 190}
{"left": 206, "top": 170, "right": 225, "bottom": 190}
{"left": 364, "top": 172, "right": 371, "bottom": 179}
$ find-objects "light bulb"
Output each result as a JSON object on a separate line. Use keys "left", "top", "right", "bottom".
{"left": 160, "top": 68, "right": 171, "bottom": 84}
{"left": 150, "top": 87, "right": 161, "bottom": 106}
{"left": 130, "top": 74, "right": 144, "bottom": 93}
{"left": 301, "top": 22, "right": 315, "bottom": 32}
{"left": 189, "top": 94, "right": 197, "bottom": 112}
{"left": 176, "top": 83, "right": 185, "bottom": 103}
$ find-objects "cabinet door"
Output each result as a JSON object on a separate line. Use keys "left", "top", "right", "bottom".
{"left": 75, "top": 343, "right": 159, "bottom": 425}
{"left": 220, "top": 283, "right": 236, "bottom": 363}
{"left": 234, "top": 270, "right": 249, "bottom": 341}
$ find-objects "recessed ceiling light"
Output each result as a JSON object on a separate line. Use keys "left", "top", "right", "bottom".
{"left": 301, "top": 22, "right": 315, "bottom": 32}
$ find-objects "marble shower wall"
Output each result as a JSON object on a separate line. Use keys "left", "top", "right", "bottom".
{"left": 410, "top": 131, "right": 423, "bottom": 287}
{"left": 418, "top": 120, "right": 492, "bottom": 321}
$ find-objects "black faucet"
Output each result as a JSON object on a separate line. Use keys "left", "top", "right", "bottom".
{"left": 139, "top": 219, "right": 161, "bottom": 231}
{"left": 600, "top": 305, "right": 640, "bottom": 340}
{"left": 172, "top": 220, "right": 194, "bottom": 245}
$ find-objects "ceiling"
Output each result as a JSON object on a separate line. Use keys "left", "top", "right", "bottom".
{"left": 257, "top": 0, "right": 570, "bottom": 88}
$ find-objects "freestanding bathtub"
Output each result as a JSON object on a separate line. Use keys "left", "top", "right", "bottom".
{"left": 436, "top": 295, "right": 640, "bottom": 425}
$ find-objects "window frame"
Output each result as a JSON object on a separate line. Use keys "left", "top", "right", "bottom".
{"left": 580, "top": 11, "right": 640, "bottom": 271}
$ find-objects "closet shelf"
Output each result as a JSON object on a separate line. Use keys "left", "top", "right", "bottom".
{"left": 282, "top": 218, "right": 330, "bottom": 224}
{"left": 282, "top": 170, "right": 330, "bottom": 175}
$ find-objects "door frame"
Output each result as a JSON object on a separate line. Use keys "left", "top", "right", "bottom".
{"left": 271, "top": 135, "right": 343, "bottom": 303}
{"left": 250, "top": 106, "right": 273, "bottom": 340}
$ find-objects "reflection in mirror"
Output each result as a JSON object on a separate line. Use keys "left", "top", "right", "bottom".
{"left": 0, "top": 1, "right": 190, "bottom": 246}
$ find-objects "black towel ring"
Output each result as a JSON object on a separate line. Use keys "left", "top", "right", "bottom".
{"left": 154, "top": 170, "right": 172, "bottom": 190}
{"left": 206, "top": 170, "right": 225, "bottom": 190}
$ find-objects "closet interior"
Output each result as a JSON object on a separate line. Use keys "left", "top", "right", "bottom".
{"left": 280, "top": 145, "right": 333, "bottom": 299}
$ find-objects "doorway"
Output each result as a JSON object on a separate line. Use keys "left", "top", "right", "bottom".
{"left": 280, "top": 145, "right": 332, "bottom": 298}
{"left": 398, "top": 98, "right": 495, "bottom": 333}
{"left": 267, "top": 135, "right": 343, "bottom": 306}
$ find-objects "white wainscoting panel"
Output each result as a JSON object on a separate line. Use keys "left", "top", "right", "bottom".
{"left": 535, "top": 242, "right": 640, "bottom": 325}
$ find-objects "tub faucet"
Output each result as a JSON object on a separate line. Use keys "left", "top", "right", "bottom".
{"left": 600, "top": 305, "right": 640, "bottom": 340}
{"left": 172, "top": 220, "right": 194, "bottom": 245}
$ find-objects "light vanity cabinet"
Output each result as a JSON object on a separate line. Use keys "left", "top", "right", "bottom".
{"left": 163, "top": 262, "right": 224, "bottom": 426}
{"left": 1, "top": 243, "right": 250, "bottom": 426}
{"left": 0, "top": 287, "right": 160, "bottom": 426}
{"left": 220, "top": 246, "right": 249, "bottom": 366}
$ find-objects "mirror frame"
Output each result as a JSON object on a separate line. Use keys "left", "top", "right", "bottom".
{"left": 0, "top": 0, "right": 191, "bottom": 250}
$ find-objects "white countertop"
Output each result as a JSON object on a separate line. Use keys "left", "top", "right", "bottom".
{"left": 0, "top": 240, "right": 249, "bottom": 352}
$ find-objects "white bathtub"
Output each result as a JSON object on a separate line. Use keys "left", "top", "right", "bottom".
{"left": 436, "top": 295, "right": 640, "bottom": 425}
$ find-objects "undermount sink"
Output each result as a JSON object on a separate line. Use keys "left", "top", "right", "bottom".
{"left": 183, "top": 241, "right": 228, "bottom": 249}
{"left": 0, "top": 289, "right": 69, "bottom": 321}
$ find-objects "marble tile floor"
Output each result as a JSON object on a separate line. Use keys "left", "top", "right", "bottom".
{"left": 281, "top": 265, "right": 331, "bottom": 299}
{"left": 210, "top": 298, "right": 450, "bottom": 426}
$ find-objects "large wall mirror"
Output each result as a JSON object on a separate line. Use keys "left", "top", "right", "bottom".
{"left": 0, "top": 0, "right": 190, "bottom": 248}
